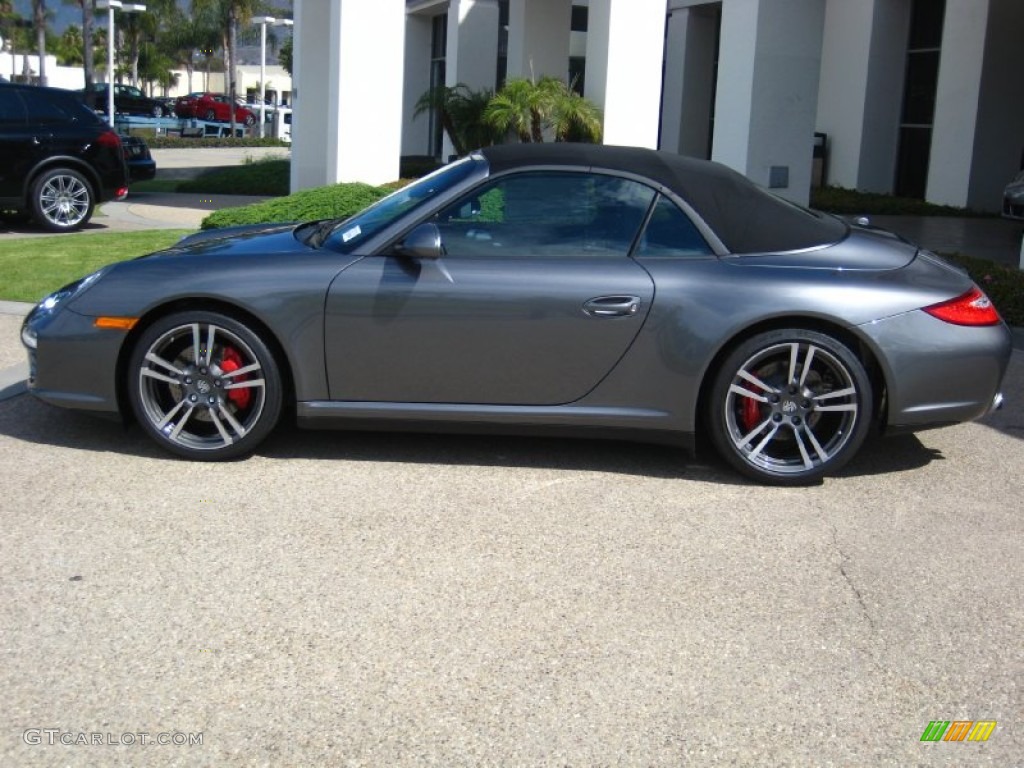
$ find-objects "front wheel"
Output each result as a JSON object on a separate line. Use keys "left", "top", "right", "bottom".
{"left": 242, "top": 114, "right": 256, "bottom": 127}
{"left": 707, "top": 329, "right": 873, "bottom": 485}
{"left": 128, "top": 311, "right": 283, "bottom": 460}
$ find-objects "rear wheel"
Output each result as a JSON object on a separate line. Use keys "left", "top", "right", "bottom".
{"left": 128, "top": 311, "right": 282, "bottom": 460}
{"left": 204, "top": 108, "right": 217, "bottom": 121}
{"left": 30, "top": 168, "right": 94, "bottom": 232}
{"left": 707, "top": 329, "right": 872, "bottom": 485}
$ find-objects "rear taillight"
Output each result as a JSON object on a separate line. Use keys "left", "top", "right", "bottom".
{"left": 96, "top": 129, "right": 122, "bottom": 149}
{"left": 923, "top": 286, "right": 1002, "bottom": 326}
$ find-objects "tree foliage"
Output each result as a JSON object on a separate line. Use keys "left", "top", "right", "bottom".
{"left": 420, "top": 76, "right": 603, "bottom": 155}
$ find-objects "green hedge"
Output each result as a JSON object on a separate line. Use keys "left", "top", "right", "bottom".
{"left": 811, "top": 186, "right": 991, "bottom": 218}
{"left": 201, "top": 182, "right": 389, "bottom": 229}
{"left": 145, "top": 136, "right": 290, "bottom": 149}
{"left": 179, "top": 160, "right": 291, "bottom": 196}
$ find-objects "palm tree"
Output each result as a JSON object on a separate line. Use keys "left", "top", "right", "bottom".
{"left": 483, "top": 77, "right": 542, "bottom": 142}
{"left": 415, "top": 84, "right": 500, "bottom": 156}
{"left": 62, "top": 0, "right": 94, "bottom": 88}
{"left": 31, "top": 0, "right": 47, "bottom": 86}
{"left": 484, "top": 76, "right": 602, "bottom": 144}
{"left": 545, "top": 79, "right": 603, "bottom": 143}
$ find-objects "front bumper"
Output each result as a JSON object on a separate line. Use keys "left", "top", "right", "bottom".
{"left": 22, "top": 307, "right": 125, "bottom": 414}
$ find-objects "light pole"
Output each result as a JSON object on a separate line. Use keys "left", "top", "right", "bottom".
{"left": 96, "top": 0, "right": 146, "bottom": 128}
{"left": 252, "top": 16, "right": 292, "bottom": 139}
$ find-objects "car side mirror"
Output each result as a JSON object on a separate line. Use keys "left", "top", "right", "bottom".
{"left": 397, "top": 223, "right": 444, "bottom": 260}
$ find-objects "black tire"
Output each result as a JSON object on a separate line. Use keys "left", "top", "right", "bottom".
{"left": 152, "top": 104, "right": 165, "bottom": 117}
{"left": 243, "top": 114, "right": 256, "bottom": 127}
{"left": 707, "top": 329, "right": 873, "bottom": 485}
{"left": 29, "top": 167, "right": 94, "bottom": 232}
{"left": 204, "top": 108, "right": 217, "bottom": 122}
{"left": 128, "top": 311, "right": 283, "bottom": 460}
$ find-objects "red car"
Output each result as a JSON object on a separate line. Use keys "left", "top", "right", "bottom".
{"left": 173, "top": 92, "right": 256, "bottom": 126}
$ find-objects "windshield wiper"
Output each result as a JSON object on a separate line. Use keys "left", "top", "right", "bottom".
{"left": 295, "top": 218, "right": 340, "bottom": 248}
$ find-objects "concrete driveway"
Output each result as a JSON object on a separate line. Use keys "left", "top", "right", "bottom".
{"left": 0, "top": 300, "right": 1021, "bottom": 766}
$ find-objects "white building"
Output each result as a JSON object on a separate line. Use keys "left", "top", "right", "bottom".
{"left": 292, "top": 0, "right": 1022, "bottom": 212}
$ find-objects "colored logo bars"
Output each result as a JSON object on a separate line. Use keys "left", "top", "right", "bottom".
{"left": 920, "top": 721, "right": 997, "bottom": 742}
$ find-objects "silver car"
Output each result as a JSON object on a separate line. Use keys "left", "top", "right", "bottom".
{"left": 20, "top": 144, "right": 1011, "bottom": 485}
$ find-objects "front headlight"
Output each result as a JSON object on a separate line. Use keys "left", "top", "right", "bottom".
{"left": 22, "top": 268, "right": 109, "bottom": 350}
{"left": 33, "top": 268, "right": 107, "bottom": 316}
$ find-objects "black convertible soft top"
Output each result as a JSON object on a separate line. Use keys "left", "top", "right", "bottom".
{"left": 480, "top": 143, "right": 847, "bottom": 255}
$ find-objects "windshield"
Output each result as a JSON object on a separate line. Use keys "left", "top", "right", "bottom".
{"left": 325, "top": 156, "right": 483, "bottom": 252}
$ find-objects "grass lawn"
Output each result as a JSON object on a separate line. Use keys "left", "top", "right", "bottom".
{"left": 0, "top": 230, "right": 190, "bottom": 304}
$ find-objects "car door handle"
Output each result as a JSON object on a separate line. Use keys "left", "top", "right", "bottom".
{"left": 583, "top": 296, "right": 641, "bottom": 317}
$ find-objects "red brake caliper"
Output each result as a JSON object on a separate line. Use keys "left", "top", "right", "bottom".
{"left": 741, "top": 395, "right": 761, "bottom": 431}
{"left": 219, "top": 347, "right": 251, "bottom": 409}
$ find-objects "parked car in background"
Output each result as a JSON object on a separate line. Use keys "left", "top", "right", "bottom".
{"left": 81, "top": 83, "right": 168, "bottom": 117}
{"left": 1002, "top": 169, "right": 1024, "bottom": 220}
{"left": 121, "top": 135, "right": 156, "bottom": 182}
{"left": 0, "top": 83, "right": 128, "bottom": 231}
{"left": 174, "top": 92, "right": 256, "bottom": 126}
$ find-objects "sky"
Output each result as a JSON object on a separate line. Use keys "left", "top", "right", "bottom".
{"left": 11, "top": 2, "right": 293, "bottom": 36}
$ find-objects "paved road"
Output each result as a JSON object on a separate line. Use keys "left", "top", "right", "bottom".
{"left": 0, "top": 313, "right": 1021, "bottom": 765}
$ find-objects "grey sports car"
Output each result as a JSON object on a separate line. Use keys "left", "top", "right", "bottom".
{"left": 20, "top": 144, "right": 1011, "bottom": 484}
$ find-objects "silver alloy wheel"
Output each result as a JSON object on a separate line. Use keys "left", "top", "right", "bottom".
{"left": 38, "top": 173, "right": 91, "bottom": 229}
{"left": 723, "top": 341, "right": 860, "bottom": 477}
{"left": 136, "top": 321, "right": 267, "bottom": 452}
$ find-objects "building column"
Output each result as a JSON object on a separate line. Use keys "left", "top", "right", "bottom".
{"left": 290, "top": 0, "right": 405, "bottom": 191}
{"left": 815, "top": 0, "right": 909, "bottom": 193}
{"left": 442, "top": 0, "right": 500, "bottom": 157}
{"left": 660, "top": 4, "right": 718, "bottom": 159}
{"left": 584, "top": 0, "right": 666, "bottom": 149}
{"left": 402, "top": 13, "right": 434, "bottom": 156}
{"left": 713, "top": 0, "right": 826, "bottom": 203}
{"left": 446, "top": 0, "right": 500, "bottom": 92}
{"left": 928, "top": 0, "right": 1024, "bottom": 210}
{"left": 505, "top": 0, "right": 572, "bottom": 82}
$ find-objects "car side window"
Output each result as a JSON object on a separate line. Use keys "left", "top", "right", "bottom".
{"left": 634, "top": 196, "right": 714, "bottom": 258}
{"left": 22, "top": 91, "right": 71, "bottom": 124}
{"left": 433, "top": 171, "right": 655, "bottom": 259}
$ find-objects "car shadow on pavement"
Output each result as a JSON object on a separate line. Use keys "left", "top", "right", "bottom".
{"left": 0, "top": 393, "right": 944, "bottom": 484}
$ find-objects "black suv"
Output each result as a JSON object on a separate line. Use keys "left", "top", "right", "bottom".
{"left": 81, "top": 83, "right": 167, "bottom": 117}
{"left": 0, "top": 83, "right": 129, "bottom": 232}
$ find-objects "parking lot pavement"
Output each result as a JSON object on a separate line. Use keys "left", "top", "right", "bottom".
{"left": 0, "top": 320, "right": 1021, "bottom": 764}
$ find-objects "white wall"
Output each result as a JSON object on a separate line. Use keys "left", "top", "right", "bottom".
{"left": 0, "top": 54, "right": 84, "bottom": 90}
{"left": 291, "top": 0, "right": 406, "bottom": 190}
{"left": 585, "top": 0, "right": 665, "bottom": 148}
{"left": 927, "top": 0, "right": 989, "bottom": 208}
{"left": 714, "top": 0, "right": 826, "bottom": 204}
{"left": 660, "top": 5, "right": 717, "bottom": 158}
{"left": 815, "top": 0, "right": 908, "bottom": 193}
{"left": 402, "top": 13, "right": 434, "bottom": 156}
{"left": 506, "top": 0, "right": 572, "bottom": 81}
{"left": 930, "top": 0, "right": 1024, "bottom": 211}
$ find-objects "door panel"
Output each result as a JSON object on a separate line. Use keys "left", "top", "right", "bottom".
{"left": 324, "top": 255, "right": 654, "bottom": 404}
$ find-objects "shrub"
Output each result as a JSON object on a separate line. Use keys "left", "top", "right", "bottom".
{"left": 201, "top": 182, "right": 388, "bottom": 229}
{"left": 811, "top": 186, "right": 991, "bottom": 218}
